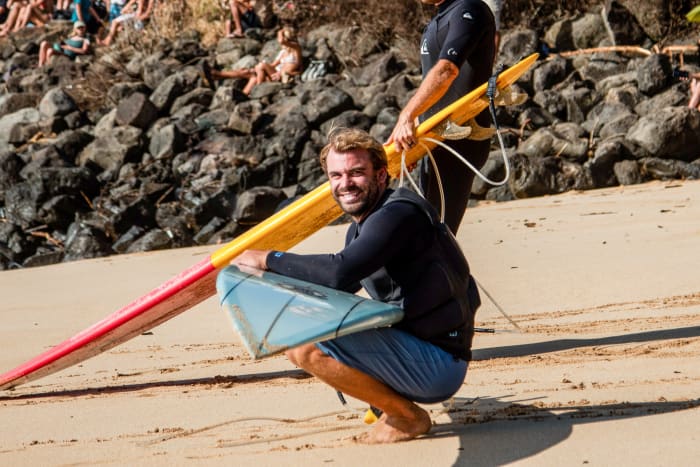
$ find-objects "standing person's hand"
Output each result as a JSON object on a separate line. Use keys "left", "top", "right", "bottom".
{"left": 387, "top": 111, "right": 417, "bottom": 153}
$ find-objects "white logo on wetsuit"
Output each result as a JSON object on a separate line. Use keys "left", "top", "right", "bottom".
{"left": 447, "top": 48, "right": 457, "bottom": 56}
{"left": 421, "top": 38, "right": 429, "bottom": 55}
{"left": 462, "top": 11, "right": 473, "bottom": 20}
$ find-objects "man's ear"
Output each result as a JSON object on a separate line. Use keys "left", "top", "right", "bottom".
{"left": 378, "top": 167, "right": 388, "bottom": 184}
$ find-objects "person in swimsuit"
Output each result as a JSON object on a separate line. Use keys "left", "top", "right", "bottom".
{"left": 232, "top": 127, "right": 480, "bottom": 443}
{"left": 242, "top": 26, "right": 302, "bottom": 93}
{"left": 201, "top": 26, "right": 303, "bottom": 95}
{"left": 387, "top": 0, "right": 495, "bottom": 234}
{"left": 37, "top": 20, "right": 91, "bottom": 66}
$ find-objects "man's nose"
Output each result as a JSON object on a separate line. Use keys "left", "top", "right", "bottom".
{"left": 339, "top": 173, "right": 355, "bottom": 187}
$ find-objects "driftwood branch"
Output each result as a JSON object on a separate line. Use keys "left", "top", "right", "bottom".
{"left": 553, "top": 46, "right": 652, "bottom": 58}
{"left": 549, "top": 45, "right": 699, "bottom": 67}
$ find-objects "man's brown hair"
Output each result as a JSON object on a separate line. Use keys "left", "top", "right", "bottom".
{"left": 319, "top": 127, "right": 388, "bottom": 174}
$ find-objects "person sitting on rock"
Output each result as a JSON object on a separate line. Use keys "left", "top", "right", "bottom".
{"left": 37, "top": 20, "right": 91, "bottom": 67}
{"left": 202, "top": 26, "right": 303, "bottom": 95}
{"left": 225, "top": 0, "right": 261, "bottom": 38}
{"left": 0, "top": 0, "right": 25, "bottom": 37}
{"left": 97, "top": 0, "right": 152, "bottom": 46}
{"left": 686, "top": 72, "right": 700, "bottom": 111}
{"left": 677, "top": 67, "right": 700, "bottom": 111}
{"left": 13, "top": 0, "right": 53, "bottom": 32}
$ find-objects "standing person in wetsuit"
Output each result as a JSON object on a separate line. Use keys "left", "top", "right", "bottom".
{"left": 233, "top": 127, "right": 480, "bottom": 443}
{"left": 387, "top": 0, "right": 495, "bottom": 234}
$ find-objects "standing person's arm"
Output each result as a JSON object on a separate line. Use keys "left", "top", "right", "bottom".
{"left": 74, "top": 0, "right": 85, "bottom": 21}
{"left": 386, "top": 1, "right": 492, "bottom": 152}
{"left": 88, "top": 4, "right": 100, "bottom": 22}
{"left": 386, "top": 59, "right": 459, "bottom": 152}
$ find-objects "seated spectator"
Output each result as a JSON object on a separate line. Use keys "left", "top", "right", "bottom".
{"left": 687, "top": 72, "right": 700, "bottom": 111}
{"left": 201, "top": 26, "right": 303, "bottom": 95}
{"left": 0, "top": 0, "right": 24, "bottom": 37}
{"left": 225, "top": 0, "right": 261, "bottom": 38}
{"left": 677, "top": 65, "right": 700, "bottom": 111}
{"left": 37, "top": 20, "right": 91, "bottom": 66}
{"left": 14, "top": 0, "right": 53, "bottom": 31}
{"left": 97, "top": 0, "right": 152, "bottom": 46}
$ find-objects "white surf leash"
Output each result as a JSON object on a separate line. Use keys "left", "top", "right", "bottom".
{"left": 399, "top": 147, "right": 520, "bottom": 332}
{"left": 397, "top": 68, "right": 522, "bottom": 332}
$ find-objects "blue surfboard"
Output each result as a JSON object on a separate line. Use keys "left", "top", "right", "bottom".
{"left": 216, "top": 265, "right": 404, "bottom": 359}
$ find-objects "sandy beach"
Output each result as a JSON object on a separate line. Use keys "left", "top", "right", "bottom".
{"left": 1, "top": 179, "right": 699, "bottom": 466}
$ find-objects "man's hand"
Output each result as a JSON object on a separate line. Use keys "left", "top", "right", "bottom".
{"left": 232, "top": 249, "right": 271, "bottom": 270}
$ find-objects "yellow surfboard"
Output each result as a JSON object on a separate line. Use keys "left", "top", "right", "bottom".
{"left": 0, "top": 53, "right": 538, "bottom": 391}
{"left": 210, "top": 52, "right": 539, "bottom": 268}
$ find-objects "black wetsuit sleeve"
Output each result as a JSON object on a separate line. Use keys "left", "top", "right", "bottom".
{"left": 266, "top": 201, "right": 431, "bottom": 293}
{"left": 438, "top": 0, "right": 491, "bottom": 66}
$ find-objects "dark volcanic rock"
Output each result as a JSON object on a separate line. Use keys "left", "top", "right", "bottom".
{"left": 3, "top": 8, "right": 700, "bottom": 269}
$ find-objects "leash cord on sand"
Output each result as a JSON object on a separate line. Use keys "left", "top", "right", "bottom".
{"left": 144, "top": 409, "right": 355, "bottom": 445}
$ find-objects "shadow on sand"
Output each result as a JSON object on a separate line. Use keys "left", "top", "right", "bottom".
{"left": 432, "top": 396, "right": 700, "bottom": 466}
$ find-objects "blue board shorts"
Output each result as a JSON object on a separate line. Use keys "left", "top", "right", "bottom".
{"left": 316, "top": 327, "right": 467, "bottom": 404}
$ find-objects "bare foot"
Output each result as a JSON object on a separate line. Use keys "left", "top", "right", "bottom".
{"left": 356, "top": 406, "right": 431, "bottom": 444}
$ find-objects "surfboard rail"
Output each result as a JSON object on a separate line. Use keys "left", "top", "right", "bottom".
{"left": 0, "top": 53, "right": 539, "bottom": 391}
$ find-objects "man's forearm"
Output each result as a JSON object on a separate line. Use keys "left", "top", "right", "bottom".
{"left": 400, "top": 59, "right": 459, "bottom": 123}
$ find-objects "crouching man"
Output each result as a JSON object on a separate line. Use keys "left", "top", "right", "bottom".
{"left": 233, "top": 127, "right": 480, "bottom": 443}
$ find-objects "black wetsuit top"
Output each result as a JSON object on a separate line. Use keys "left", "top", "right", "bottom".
{"left": 418, "top": 0, "right": 496, "bottom": 233}
{"left": 267, "top": 188, "right": 480, "bottom": 360}
{"left": 420, "top": 0, "right": 495, "bottom": 122}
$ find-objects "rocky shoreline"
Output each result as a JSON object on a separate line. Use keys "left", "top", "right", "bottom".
{"left": 1, "top": 3, "right": 699, "bottom": 270}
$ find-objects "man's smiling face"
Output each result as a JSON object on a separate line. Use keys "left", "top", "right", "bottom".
{"left": 326, "top": 148, "right": 387, "bottom": 222}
